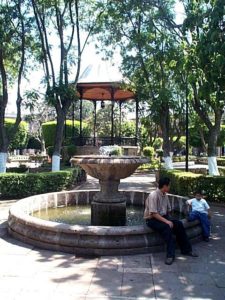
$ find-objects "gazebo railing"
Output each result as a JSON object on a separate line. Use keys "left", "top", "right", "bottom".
{"left": 73, "top": 136, "right": 138, "bottom": 147}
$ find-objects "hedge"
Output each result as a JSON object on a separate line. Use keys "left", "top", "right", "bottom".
{"left": 0, "top": 167, "right": 86, "bottom": 199}
{"left": 143, "top": 146, "right": 155, "bottom": 160}
{"left": 42, "top": 120, "right": 91, "bottom": 147}
{"left": 5, "top": 118, "right": 28, "bottom": 150}
{"left": 47, "top": 145, "right": 77, "bottom": 162}
{"left": 160, "top": 169, "right": 225, "bottom": 203}
{"left": 173, "top": 156, "right": 197, "bottom": 162}
{"left": 195, "top": 157, "right": 225, "bottom": 166}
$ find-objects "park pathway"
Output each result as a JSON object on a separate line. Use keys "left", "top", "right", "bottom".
{"left": 0, "top": 173, "right": 225, "bottom": 300}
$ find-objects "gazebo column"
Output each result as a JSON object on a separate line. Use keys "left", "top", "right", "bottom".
{"left": 93, "top": 101, "right": 97, "bottom": 146}
{"left": 119, "top": 101, "right": 122, "bottom": 145}
{"left": 79, "top": 91, "right": 83, "bottom": 146}
{"left": 72, "top": 102, "right": 75, "bottom": 138}
{"left": 111, "top": 88, "right": 115, "bottom": 145}
{"left": 135, "top": 96, "right": 139, "bottom": 146}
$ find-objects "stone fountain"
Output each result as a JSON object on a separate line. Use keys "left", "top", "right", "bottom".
{"left": 8, "top": 149, "right": 203, "bottom": 256}
{"left": 70, "top": 155, "right": 149, "bottom": 226}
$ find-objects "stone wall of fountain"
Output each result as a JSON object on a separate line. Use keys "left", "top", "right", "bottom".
{"left": 8, "top": 190, "right": 202, "bottom": 256}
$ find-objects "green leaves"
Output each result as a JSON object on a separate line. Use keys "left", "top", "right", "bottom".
{"left": 5, "top": 119, "right": 28, "bottom": 150}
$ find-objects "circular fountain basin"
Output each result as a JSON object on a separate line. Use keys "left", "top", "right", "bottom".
{"left": 70, "top": 155, "right": 149, "bottom": 180}
{"left": 8, "top": 190, "right": 202, "bottom": 256}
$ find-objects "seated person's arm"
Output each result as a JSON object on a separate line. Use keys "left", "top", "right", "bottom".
{"left": 207, "top": 209, "right": 212, "bottom": 219}
{"left": 151, "top": 212, "right": 173, "bottom": 228}
{"left": 186, "top": 199, "right": 192, "bottom": 214}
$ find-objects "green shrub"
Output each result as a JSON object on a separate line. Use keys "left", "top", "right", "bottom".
{"left": 173, "top": 136, "right": 186, "bottom": 150}
{"left": 47, "top": 146, "right": 54, "bottom": 157}
{"left": 47, "top": 144, "right": 76, "bottom": 162}
{"left": 5, "top": 119, "right": 28, "bottom": 150}
{"left": 217, "top": 158, "right": 225, "bottom": 166}
{"left": 173, "top": 155, "right": 197, "bottom": 162}
{"left": 138, "top": 158, "right": 160, "bottom": 171}
{"left": 121, "top": 121, "right": 135, "bottom": 137}
{"left": 29, "top": 154, "right": 48, "bottom": 163}
{"left": 27, "top": 136, "right": 42, "bottom": 150}
{"left": 42, "top": 120, "right": 91, "bottom": 147}
{"left": 219, "top": 167, "right": 225, "bottom": 176}
{"left": 143, "top": 146, "right": 155, "bottom": 160}
{"left": 0, "top": 167, "right": 86, "bottom": 199}
{"left": 110, "top": 146, "right": 123, "bottom": 156}
{"left": 66, "top": 144, "right": 77, "bottom": 157}
{"left": 61, "top": 145, "right": 77, "bottom": 163}
{"left": 153, "top": 138, "right": 163, "bottom": 149}
{"left": 6, "top": 165, "right": 28, "bottom": 173}
{"left": 156, "top": 149, "right": 163, "bottom": 158}
{"left": 160, "top": 169, "right": 225, "bottom": 203}
{"left": 195, "top": 157, "right": 225, "bottom": 166}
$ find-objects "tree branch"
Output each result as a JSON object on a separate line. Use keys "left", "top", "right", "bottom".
{"left": 191, "top": 83, "right": 213, "bottom": 130}
{"left": 55, "top": 3, "right": 65, "bottom": 85}
{"left": 31, "top": 0, "right": 50, "bottom": 86}
{"left": 74, "top": 0, "right": 81, "bottom": 84}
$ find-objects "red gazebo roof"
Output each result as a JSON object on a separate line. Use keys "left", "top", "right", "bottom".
{"left": 77, "top": 63, "right": 135, "bottom": 101}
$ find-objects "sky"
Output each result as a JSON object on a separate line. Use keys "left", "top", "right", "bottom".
{"left": 5, "top": 1, "right": 185, "bottom": 118}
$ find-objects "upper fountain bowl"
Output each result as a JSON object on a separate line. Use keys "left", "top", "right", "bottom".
{"left": 70, "top": 155, "right": 149, "bottom": 180}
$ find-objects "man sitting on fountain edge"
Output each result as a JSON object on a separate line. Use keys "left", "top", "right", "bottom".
{"left": 144, "top": 177, "right": 198, "bottom": 265}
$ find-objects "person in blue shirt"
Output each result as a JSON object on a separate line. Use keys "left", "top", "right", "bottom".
{"left": 186, "top": 191, "right": 211, "bottom": 242}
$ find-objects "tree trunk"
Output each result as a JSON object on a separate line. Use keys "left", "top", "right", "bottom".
{"left": 160, "top": 107, "right": 173, "bottom": 170}
{"left": 0, "top": 101, "right": 9, "bottom": 173}
{"left": 207, "top": 127, "right": 220, "bottom": 175}
{"left": 199, "top": 127, "right": 207, "bottom": 153}
{"left": 0, "top": 119, "right": 8, "bottom": 173}
{"left": 0, "top": 130, "right": 8, "bottom": 173}
{"left": 0, "top": 50, "right": 9, "bottom": 173}
{"left": 52, "top": 112, "right": 65, "bottom": 171}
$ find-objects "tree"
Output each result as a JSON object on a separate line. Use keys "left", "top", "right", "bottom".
{"left": 31, "top": 0, "right": 103, "bottom": 171}
{"left": 183, "top": 0, "right": 225, "bottom": 174}
{"left": 24, "top": 93, "right": 56, "bottom": 153}
{"left": 0, "top": 0, "right": 33, "bottom": 172}
{"left": 95, "top": 0, "right": 185, "bottom": 169}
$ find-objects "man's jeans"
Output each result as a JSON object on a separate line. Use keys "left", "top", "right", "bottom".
{"left": 188, "top": 211, "right": 210, "bottom": 238}
{"left": 146, "top": 216, "right": 192, "bottom": 258}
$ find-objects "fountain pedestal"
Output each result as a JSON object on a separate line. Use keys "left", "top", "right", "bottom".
{"left": 91, "top": 201, "right": 126, "bottom": 226}
{"left": 91, "top": 179, "right": 127, "bottom": 226}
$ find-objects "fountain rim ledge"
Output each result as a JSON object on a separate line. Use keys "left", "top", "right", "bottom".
{"left": 8, "top": 189, "right": 199, "bottom": 236}
{"left": 70, "top": 155, "right": 149, "bottom": 164}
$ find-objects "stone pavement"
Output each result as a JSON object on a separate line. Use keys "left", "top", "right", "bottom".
{"left": 0, "top": 173, "right": 225, "bottom": 300}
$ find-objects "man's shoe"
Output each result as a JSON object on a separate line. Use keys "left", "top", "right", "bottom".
{"left": 182, "top": 251, "right": 198, "bottom": 257}
{"left": 203, "top": 237, "right": 210, "bottom": 242}
{"left": 165, "top": 257, "right": 174, "bottom": 265}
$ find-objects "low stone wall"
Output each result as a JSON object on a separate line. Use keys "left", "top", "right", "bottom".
{"left": 76, "top": 146, "right": 99, "bottom": 155}
{"left": 76, "top": 146, "right": 140, "bottom": 156}
{"left": 8, "top": 190, "right": 202, "bottom": 256}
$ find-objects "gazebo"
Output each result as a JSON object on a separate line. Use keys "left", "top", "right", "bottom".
{"left": 74, "top": 62, "right": 140, "bottom": 152}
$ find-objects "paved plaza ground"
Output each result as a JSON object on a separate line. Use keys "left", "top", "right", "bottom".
{"left": 0, "top": 173, "right": 225, "bottom": 300}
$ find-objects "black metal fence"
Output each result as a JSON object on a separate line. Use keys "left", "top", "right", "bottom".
{"left": 73, "top": 136, "right": 138, "bottom": 146}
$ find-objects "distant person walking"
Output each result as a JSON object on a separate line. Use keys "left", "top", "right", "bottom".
{"left": 144, "top": 177, "right": 198, "bottom": 265}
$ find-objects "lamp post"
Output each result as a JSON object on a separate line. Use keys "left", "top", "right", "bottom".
{"left": 185, "top": 79, "right": 189, "bottom": 172}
